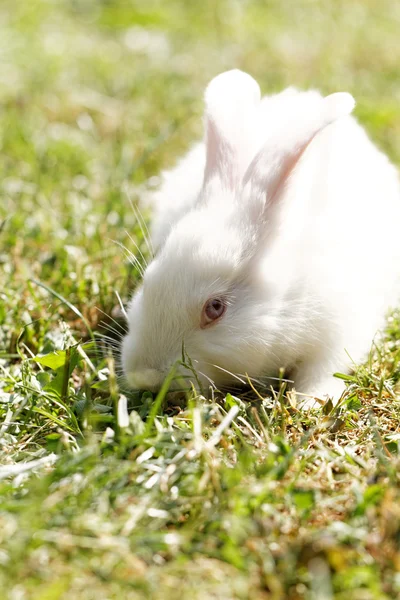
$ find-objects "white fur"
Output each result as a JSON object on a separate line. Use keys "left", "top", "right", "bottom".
{"left": 122, "top": 70, "right": 400, "bottom": 407}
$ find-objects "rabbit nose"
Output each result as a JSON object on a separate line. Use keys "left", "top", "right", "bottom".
{"left": 128, "top": 368, "right": 164, "bottom": 391}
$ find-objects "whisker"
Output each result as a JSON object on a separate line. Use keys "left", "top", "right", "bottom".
{"left": 94, "top": 346, "right": 121, "bottom": 359}
{"left": 195, "top": 369, "right": 217, "bottom": 391}
{"left": 238, "top": 373, "right": 294, "bottom": 386}
{"left": 95, "top": 307, "right": 127, "bottom": 333}
{"left": 93, "top": 340, "right": 122, "bottom": 357}
{"left": 125, "top": 229, "right": 148, "bottom": 269}
{"left": 123, "top": 250, "right": 146, "bottom": 278}
{"left": 119, "top": 250, "right": 145, "bottom": 278}
{"left": 111, "top": 239, "right": 146, "bottom": 278}
{"left": 115, "top": 290, "right": 128, "bottom": 319}
{"left": 207, "top": 363, "right": 247, "bottom": 386}
{"left": 94, "top": 333, "right": 122, "bottom": 346}
{"left": 97, "top": 322, "right": 125, "bottom": 340}
{"left": 124, "top": 187, "right": 154, "bottom": 259}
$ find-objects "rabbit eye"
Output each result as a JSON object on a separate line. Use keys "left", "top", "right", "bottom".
{"left": 200, "top": 297, "right": 226, "bottom": 328}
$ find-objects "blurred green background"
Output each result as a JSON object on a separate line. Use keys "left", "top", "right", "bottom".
{"left": 1, "top": 0, "right": 400, "bottom": 321}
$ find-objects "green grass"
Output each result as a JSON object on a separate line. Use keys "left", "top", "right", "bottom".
{"left": 1, "top": 1, "right": 400, "bottom": 598}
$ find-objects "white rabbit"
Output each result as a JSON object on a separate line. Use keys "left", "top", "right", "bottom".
{"left": 122, "top": 69, "right": 400, "bottom": 407}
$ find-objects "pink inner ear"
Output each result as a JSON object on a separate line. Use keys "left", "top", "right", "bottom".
{"left": 201, "top": 70, "right": 261, "bottom": 195}
{"left": 242, "top": 132, "right": 317, "bottom": 214}
{"left": 241, "top": 91, "right": 355, "bottom": 223}
{"left": 203, "top": 117, "right": 237, "bottom": 191}
{"left": 203, "top": 112, "right": 260, "bottom": 194}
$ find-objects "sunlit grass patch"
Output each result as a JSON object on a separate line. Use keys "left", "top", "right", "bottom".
{"left": 2, "top": 363, "right": 400, "bottom": 598}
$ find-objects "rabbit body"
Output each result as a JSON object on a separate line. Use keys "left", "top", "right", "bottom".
{"left": 122, "top": 71, "right": 400, "bottom": 406}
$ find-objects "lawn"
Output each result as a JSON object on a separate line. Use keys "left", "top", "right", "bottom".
{"left": 1, "top": 1, "right": 400, "bottom": 598}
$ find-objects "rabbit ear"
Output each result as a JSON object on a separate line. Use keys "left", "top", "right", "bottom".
{"left": 241, "top": 92, "right": 355, "bottom": 228}
{"left": 202, "top": 70, "right": 261, "bottom": 196}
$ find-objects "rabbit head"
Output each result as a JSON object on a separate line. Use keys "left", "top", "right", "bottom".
{"left": 122, "top": 70, "right": 354, "bottom": 393}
